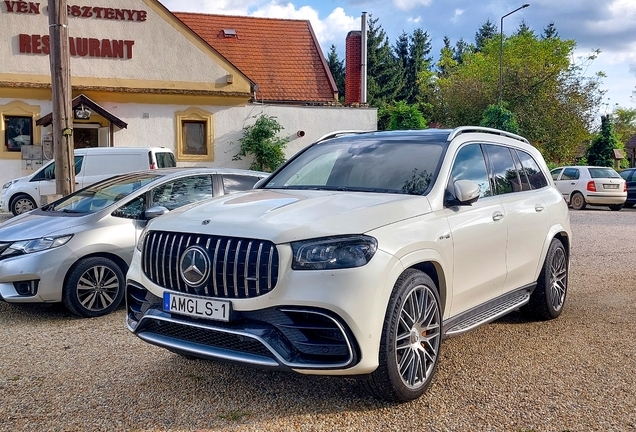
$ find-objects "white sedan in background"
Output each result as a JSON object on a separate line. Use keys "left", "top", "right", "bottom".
{"left": 551, "top": 166, "right": 627, "bottom": 210}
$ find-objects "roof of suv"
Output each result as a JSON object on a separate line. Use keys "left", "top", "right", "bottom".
{"left": 317, "top": 127, "right": 530, "bottom": 146}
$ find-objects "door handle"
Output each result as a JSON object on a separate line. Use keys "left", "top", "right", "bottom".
{"left": 492, "top": 212, "right": 504, "bottom": 221}
{"left": 535, "top": 204, "right": 545, "bottom": 212}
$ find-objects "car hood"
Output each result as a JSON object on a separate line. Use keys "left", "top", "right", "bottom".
{"left": 0, "top": 211, "right": 94, "bottom": 241}
{"left": 147, "top": 189, "right": 432, "bottom": 244}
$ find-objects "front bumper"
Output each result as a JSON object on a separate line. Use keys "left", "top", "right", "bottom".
{"left": 126, "top": 246, "right": 401, "bottom": 375}
{"left": 0, "top": 245, "right": 77, "bottom": 303}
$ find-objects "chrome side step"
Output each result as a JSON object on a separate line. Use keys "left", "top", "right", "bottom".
{"left": 443, "top": 285, "right": 534, "bottom": 338}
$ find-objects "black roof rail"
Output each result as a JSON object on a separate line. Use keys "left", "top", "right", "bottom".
{"left": 315, "top": 130, "right": 372, "bottom": 143}
{"left": 448, "top": 126, "right": 529, "bottom": 144}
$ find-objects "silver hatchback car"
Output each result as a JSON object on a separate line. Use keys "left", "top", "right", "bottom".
{"left": 0, "top": 168, "right": 268, "bottom": 317}
{"left": 551, "top": 165, "right": 627, "bottom": 210}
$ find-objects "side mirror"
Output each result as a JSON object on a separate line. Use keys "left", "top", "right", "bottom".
{"left": 453, "top": 180, "right": 480, "bottom": 205}
{"left": 143, "top": 205, "right": 169, "bottom": 220}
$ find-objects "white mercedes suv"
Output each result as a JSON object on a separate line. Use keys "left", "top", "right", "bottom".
{"left": 126, "top": 127, "right": 571, "bottom": 402}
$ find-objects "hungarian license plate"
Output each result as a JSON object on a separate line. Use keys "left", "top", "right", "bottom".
{"left": 603, "top": 184, "right": 619, "bottom": 189}
{"left": 163, "top": 292, "right": 231, "bottom": 322}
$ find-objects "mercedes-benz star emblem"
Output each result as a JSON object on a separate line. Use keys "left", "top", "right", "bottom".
{"left": 179, "top": 246, "right": 211, "bottom": 287}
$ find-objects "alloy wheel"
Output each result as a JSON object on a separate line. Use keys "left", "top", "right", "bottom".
{"left": 394, "top": 284, "right": 441, "bottom": 389}
{"left": 76, "top": 265, "right": 121, "bottom": 312}
{"left": 550, "top": 247, "right": 567, "bottom": 311}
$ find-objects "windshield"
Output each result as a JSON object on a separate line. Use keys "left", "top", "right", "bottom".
{"left": 46, "top": 173, "right": 160, "bottom": 214}
{"left": 264, "top": 135, "right": 446, "bottom": 195}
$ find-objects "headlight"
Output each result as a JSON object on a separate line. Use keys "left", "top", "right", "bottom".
{"left": 0, "top": 235, "right": 73, "bottom": 259}
{"left": 2, "top": 180, "right": 18, "bottom": 190}
{"left": 291, "top": 235, "right": 377, "bottom": 270}
{"left": 136, "top": 228, "right": 150, "bottom": 252}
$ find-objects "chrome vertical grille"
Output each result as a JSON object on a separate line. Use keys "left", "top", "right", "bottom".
{"left": 142, "top": 231, "right": 279, "bottom": 299}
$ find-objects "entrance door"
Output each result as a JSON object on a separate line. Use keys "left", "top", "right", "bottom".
{"left": 73, "top": 126, "right": 99, "bottom": 149}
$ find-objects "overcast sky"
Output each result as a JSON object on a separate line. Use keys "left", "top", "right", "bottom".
{"left": 161, "top": 0, "right": 636, "bottom": 113}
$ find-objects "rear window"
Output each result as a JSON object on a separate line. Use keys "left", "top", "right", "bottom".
{"left": 588, "top": 168, "right": 620, "bottom": 179}
{"left": 154, "top": 151, "right": 176, "bottom": 168}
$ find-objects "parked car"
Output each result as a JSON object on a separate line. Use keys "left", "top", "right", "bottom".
{"left": 550, "top": 165, "right": 627, "bottom": 211}
{"left": 1, "top": 146, "right": 177, "bottom": 216}
{"left": 0, "top": 168, "right": 268, "bottom": 317}
{"left": 126, "top": 127, "right": 572, "bottom": 402}
{"left": 619, "top": 168, "right": 636, "bottom": 208}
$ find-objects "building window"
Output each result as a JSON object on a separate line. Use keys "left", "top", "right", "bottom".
{"left": 4, "top": 116, "right": 33, "bottom": 152}
{"left": 182, "top": 121, "right": 207, "bottom": 155}
{"left": 175, "top": 108, "right": 214, "bottom": 162}
{"left": 1, "top": 101, "right": 41, "bottom": 160}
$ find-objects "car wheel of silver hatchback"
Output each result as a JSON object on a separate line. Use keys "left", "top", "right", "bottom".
{"left": 363, "top": 269, "right": 442, "bottom": 402}
{"left": 570, "top": 192, "right": 586, "bottom": 210}
{"left": 10, "top": 193, "right": 36, "bottom": 216}
{"left": 63, "top": 257, "right": 125, "bottom": 318}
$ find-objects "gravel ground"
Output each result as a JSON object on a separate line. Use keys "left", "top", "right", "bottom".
{"left": 1, "top": 207, "right": 635, "bottom": 432}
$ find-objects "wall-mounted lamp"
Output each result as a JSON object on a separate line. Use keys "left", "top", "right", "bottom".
{"left": 297, "top": 130, "right": 305, "bottom": 137}
{"left": 74, "top": 104, "right": 92, "bottom": 120}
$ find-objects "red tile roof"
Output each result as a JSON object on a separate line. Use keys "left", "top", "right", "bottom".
{"left": 173, "top": 12, "right": 337, "bottom": 104}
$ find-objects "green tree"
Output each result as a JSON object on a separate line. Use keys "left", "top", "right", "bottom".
{"left": 480, "top": 104, "right": 519, "bottom": 133}
{"left": 612, "top": 107, "right": 636, "bottom": 144}
{"left": 233, "top": 115, "right": 288, "bottom": 172}
{"left": 366, "top": 16, "right": 404, "bottom": 106}
{"left": 437, "top": 36, "right": 457, "bottom": 77}
{"left": 514, "top": 20, "right": 534, "bottom": 37}
{"left": 586, "top": 115, "right": 619, "bottom": 167}
{"left": 385, "top": 101, "right": 428, "bottom": 130}
{"left": 326, "top": 44, "right": 345, "bottom": 101}
{"left": 475, "top": 19, "right": 498, "bottom": 52}
{"left": 405, "top": 28, "right": 433, "bottom": 104}
{"left": 428, "top": 30, "right": 603, "bottom": 164}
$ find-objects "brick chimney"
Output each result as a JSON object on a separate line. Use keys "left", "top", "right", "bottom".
{"left": 345, "top": 31, "right": 362, "bottom": 105}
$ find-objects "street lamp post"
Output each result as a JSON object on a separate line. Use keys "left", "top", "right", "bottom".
{"left": 499, "top": 3, "right": 530, "bottom": 105}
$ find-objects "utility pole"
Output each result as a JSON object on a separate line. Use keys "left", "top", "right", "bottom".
{"left": 47, "top": 0, "right": 74, "bottom": 197}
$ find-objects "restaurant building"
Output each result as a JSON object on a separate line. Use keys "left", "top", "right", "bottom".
{"left": 0, "top": 0, "right": 376, "bottom": 185}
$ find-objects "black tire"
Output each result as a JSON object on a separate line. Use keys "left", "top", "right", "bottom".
{"left": 569, "top": 192, "right": 586, "bottom": 210}
{"left": 63, "top": 257, "right": 125, "bottom": 318}
{"left": 362, "top": 269, "right": 442, "bottom": 402}
{"left": 609, "top": 204, "right": 624, "bottom": 211}
{"left": 10, "top": 193, "right": 37, "bottom": 216}
{"left": 523, "top": 238, "right": 568, "bottom": 320}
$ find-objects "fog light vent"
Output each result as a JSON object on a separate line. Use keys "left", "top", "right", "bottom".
{"left": 14, "top": 280, "right": 39, "bottom": 296}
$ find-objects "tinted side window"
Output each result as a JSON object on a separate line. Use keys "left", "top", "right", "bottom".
{"left": 155, "top": 152, "right": 176, "bottom": 168}
{"left": 511, "top": 150, "right": 531, "bottom": 191}
{"left": 484, "top": 144, "right": 520, "bottom": 195}
{"left": 561, "top": 168, "right": 579, "bottom": 180}
{"left": 517, "top": 150, "right": 549, "bottom": 189}
{"left": 151, "top": 175, "right": 213, "bottom": 210}
{"left": 451, "top": 144, "right": 492, "bottom": 197}
{"left": 619, "top": 170, "right": 632, "bottom": 181}
{"left": 223, "top": 174, "right": 261, "bottom": 194}
{"left": 112, "top": 195, "right": 146, "bottom": 219}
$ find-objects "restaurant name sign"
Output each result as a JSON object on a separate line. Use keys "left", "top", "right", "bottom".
{"left": 4, "top": 1, "right": 147, "bottom": 59}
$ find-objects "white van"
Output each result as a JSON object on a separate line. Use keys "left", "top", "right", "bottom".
{"left": 1, "top": 147, "right": 176, "bottom": 215}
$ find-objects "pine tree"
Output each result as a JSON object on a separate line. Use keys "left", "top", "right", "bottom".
{"left": 437, "top": 36, "right": 457, "bottom": 76}
{"left": 366, "top": 15, "right": 404, "bottom": 106}
{"left": 514, "top": 20, "right": 534, "bottom": 37}
{"left": 326, "top": 44, "right": 345, "bottom": 101}
{"left": 475, "top": 19, "right": 498, "bottom": 52}
{"left": 453, "top": 38, "right": 474, "bottom": 64}
{"left": 542, "top": 22, "right": 559, "bottom": 39}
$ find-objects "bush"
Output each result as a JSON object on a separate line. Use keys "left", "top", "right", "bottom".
{"left": 480, "top": 104, "right": 519, "bottom": 134}
{"left": 233, "top": 115, "right": 288, "bottom": 172}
